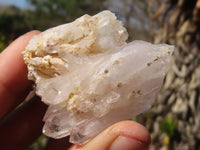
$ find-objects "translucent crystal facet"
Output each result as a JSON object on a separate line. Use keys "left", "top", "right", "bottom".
{"left": 23, "top": 10, "right": 174, "bottom": 144}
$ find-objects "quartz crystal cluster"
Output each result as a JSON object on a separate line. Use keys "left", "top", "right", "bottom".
{"left": 23, "top": 10, "right": 174, "bottom": 144}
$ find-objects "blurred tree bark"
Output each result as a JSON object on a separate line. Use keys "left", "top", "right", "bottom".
{"left": 146, "top": 0, "right": 200, "bottom": 149}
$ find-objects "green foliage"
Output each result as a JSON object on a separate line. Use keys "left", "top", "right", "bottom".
{"left": 160, "top": 117, "right": 176, "bottom": 138}
{"left": 28, "top": 135, "right": 47, "bottom": 150}
{"left": 0, "top": 33, "right": 12, "bottom": 52}
{"left": 131, "top": 116, "right": 137, "bottom": 121}
{"left": 0, "top": 34, "right": 6, "bottom": 52}
{"left": 27, "top": 0, "right": 106, "bottom": 21}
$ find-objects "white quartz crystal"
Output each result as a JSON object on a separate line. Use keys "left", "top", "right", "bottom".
{"left": 23, "top": 10, "right": 174, "bottom": 144}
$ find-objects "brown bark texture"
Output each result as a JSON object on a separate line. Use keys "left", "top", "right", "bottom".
{"left": 141, "top": 0, "right": 200, "bottom": 149}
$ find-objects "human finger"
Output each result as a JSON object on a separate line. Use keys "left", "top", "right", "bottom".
{"left": 0, "top": 30, "right": 40, "bottom": 119}
{"left": 0, "top": 95, "right": 47, "bottom": 150}
{"left": 44, "top": 137, "right": 72, "bottom": 150}
{"left": 69, "top": 120, "right": 151, "bottom": 150}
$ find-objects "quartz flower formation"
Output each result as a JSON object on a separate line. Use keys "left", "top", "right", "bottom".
{"left": 23, "top": 10, "right": 174, "bottom": 144}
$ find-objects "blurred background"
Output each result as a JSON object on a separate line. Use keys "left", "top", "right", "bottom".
{"left": 0, "top": 0, "right": 199, "bottom": 150}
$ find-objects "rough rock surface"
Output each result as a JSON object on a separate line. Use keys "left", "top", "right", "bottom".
{"left": 23, "top": 10, "right": 174, "bottom": 144}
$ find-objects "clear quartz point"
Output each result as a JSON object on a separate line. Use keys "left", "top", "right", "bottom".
{"left": 23, "top": 10, "right": 174, "bottom": 144}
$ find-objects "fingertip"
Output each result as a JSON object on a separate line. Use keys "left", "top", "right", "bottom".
{"left": 111, "top": 120, "right": 151, "bottom": 145}
{"left": 71, "top": 120, "right": 151, "bottom": 150}
{"left": 22, "top": 30, "right": 41, "bottom": 37}
{"left": 109, "top": 136, "right": 148, "bottom": 150}
{"left": 17, "top": 30, "right": 41, "bottom": 45}
{"left": 1, "top": 30, "right": 41, "bottom": 56}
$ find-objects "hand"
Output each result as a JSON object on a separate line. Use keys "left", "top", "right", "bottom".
{"left": 0, "top": 31, "right": 151, "bottom": 150}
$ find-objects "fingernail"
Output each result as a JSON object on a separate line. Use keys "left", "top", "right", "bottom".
{"left": 109, "top": 136, "right": 148, "bottom": 150}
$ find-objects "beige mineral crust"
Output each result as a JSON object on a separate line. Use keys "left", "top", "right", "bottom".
{"left": 23, "top": 10, "right": 174, "bottom": 144}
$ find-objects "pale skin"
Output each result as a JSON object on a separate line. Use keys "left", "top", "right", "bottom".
{"left": 0, "top": 31, "right": 151, "bottom": 150}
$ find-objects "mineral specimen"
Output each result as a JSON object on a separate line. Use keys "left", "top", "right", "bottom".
{"left": 23, "top": 10, "right": 174, "bottom": 144}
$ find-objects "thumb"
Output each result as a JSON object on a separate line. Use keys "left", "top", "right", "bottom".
{"left": 69, "top": 120, "right": 151, "bottom": 150}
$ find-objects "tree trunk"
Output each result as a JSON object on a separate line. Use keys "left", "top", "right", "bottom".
{"left": 143, "top": 0, "right": 200, "bottom": 149}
